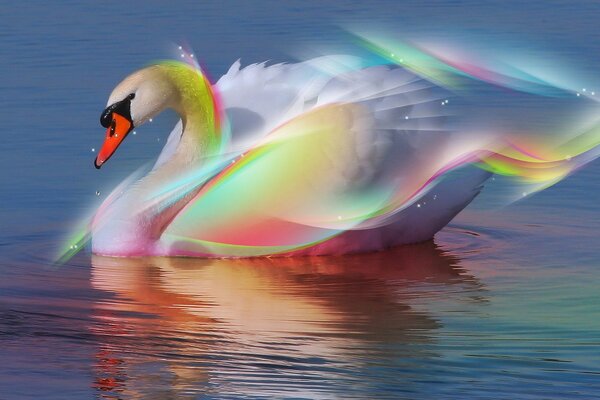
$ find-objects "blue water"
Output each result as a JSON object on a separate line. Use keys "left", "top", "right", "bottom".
{"left": 1, "top": 1, "right": 600, "bottom": 398}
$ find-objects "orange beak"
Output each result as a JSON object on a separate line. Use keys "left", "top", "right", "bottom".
{"left": 94, "top": 112, "right": 133, "bottom": 169}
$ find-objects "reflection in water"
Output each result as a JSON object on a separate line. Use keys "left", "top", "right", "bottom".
{"left": 90, "top": 242, "right": 485, "bottom": 398}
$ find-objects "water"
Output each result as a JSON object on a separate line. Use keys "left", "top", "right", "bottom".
{"left": 1, "top": 1, "right": 600, "bottom": 398}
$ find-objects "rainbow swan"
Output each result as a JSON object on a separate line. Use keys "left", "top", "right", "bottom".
{"left": 70, "top": 53, "right": 596, "bottom": 259}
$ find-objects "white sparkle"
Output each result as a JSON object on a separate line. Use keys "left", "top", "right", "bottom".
{"left": 583, "top": 88, "right": 587, "bottom": 92}
{"left": 337, "top": 215, "right": 342, "bottom": 220}
{"left": 417, "top": 203, "right": 421, "bottom": 208}
{"left": 149, "top": 118, "right": 153, "bottom": 122}
{"left": 190, "top": 54, "right": 194, "bottom": 58}
{"left": 399, "top": 58, "right": 404, "bottom": 63}
{"left": 433, "top": 194, "right": 437, "bottom": 200}
{"left": 132, "top": 131, "right": 136, "bottom": 135}
{"left": 95, "top": 190, "right": 100, "bottom": 196}
{"left": 181, "top": 54, "right": 185, "bottom": 58}
{"left": 522, "top": 192, "right": 527, "bottom": 197}
{"left": 178, "top": 45, "right": 182, "bottom": 50}
{"left": 74, "top": 244, "right": 78, "bottom": 249}
{"left": 91, "top": 148, "right": 95, "bottom": 152}
{"left": 592, "top": 91, "right": 596, "bottom": 96}
{"left": 405, "top": 116, "right": 409, "bottom": 120}
{"left": 577, "top": 93, "right": 581, "bottom": 97}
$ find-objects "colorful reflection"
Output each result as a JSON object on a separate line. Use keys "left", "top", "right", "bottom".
{"left": 89, "top": 243, "right": 484, "bottom": 398}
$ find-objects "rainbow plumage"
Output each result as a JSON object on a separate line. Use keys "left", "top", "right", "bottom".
{"left": 57, "top": 39, "right": 600, "bottom": 262}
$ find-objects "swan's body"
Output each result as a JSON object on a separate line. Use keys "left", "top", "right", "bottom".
{"left": 91, "top": 57, "right": 491, "bottom": 257}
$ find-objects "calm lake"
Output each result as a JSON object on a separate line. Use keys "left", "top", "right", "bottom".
{"left": 1, "top": 1, "right": 600, "bottom": 399}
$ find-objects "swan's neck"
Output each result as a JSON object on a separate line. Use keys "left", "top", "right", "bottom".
{"left": 142, "top": 65, "right": 223, "bottom": 236}
{"left": 93, "top": 65, "right": 223, "bottom": 256}
{"left": 167, "top": 64, "right": 222, "bottom": 164}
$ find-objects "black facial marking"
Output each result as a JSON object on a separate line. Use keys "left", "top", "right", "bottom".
{"left": 100, "top": 93, "right": 135, "bottom": 128}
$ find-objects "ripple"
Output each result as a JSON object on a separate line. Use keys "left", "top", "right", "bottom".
{"left": 1, "top": 219, "right": 599, "bottom": 398}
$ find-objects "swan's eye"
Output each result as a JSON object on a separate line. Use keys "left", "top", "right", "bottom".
{"left": 101, "top": 94, "right": 134, "bottom": 128}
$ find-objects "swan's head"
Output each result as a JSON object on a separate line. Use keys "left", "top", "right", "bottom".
{"left": 95, "top": 65, "right": 178, "bottom": 169}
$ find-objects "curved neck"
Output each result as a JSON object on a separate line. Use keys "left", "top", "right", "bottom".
{"left": 130, "top": 65, "right": 223, "bottom": 244}
{"left": 161, "top": 62, "right": 222, "bottom": 164}
{"left": 93, "top": 63, "right": 225, "bottom": 255}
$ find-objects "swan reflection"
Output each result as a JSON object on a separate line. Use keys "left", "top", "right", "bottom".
{"left": 90, "top": 242, "right": 484, "bottom": 398}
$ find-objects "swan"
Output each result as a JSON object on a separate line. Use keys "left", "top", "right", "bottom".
{"left": 90, "top": 56, "right": 493, "bottom": 258}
